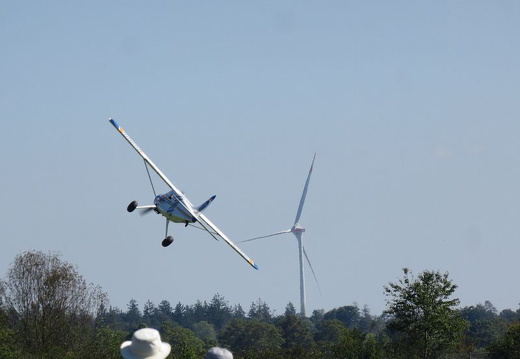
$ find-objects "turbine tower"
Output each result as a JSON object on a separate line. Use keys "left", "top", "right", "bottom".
{"left": 240, "top": 154, "right": 319, "bottom": 317}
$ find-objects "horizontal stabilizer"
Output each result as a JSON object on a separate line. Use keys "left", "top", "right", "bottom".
{"left": 197, "top": 195, "right": 216, "bottom": 212}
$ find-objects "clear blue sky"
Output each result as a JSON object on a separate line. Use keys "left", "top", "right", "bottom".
{"left": 1, "top": 1, "right": 520, "bottom": 316}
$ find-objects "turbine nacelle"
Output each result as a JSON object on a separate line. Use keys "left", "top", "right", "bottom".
{"left": 291, "top": 225, "right": 305, "bottom": 234}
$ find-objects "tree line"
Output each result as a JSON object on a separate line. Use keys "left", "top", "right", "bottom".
{"left": 1, "top": 251, "right": 519, "bottom": 358}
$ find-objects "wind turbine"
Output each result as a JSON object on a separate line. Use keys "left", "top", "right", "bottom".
{"left": 239, "top": 154, "right": 320, "bottom": 317}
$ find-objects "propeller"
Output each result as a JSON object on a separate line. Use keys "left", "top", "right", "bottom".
{"left": 139, "top": 207, "right": 155, "bottom": 216}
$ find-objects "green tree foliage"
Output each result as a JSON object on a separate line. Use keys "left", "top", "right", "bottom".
{"left": 0, "top": 250, "right": 107, "bottom": 358}
{"left": 248, "top": 298, "right": 274, "bottom": 322}
{"left": 321, "top": 328, "right": 364, "bottom": 359}
{"left": 143, "top": 300, "right": 160, "bottom": 328}
{"left": 358, "top": 305, "right": 385, "bottom": 334}
{"left": 161, "top": 322, "right": 205, "bottom": 359}
{"left": 499, "top": 308, "right": 520, "bottom": 322}
{"left": 324, "top": 305, "right": 360, "bottom": 329}
{"left": 384, "top": 268, "right": 467, "bottom": 359}
{"left": 284, "top": 302, "right": 297, "bottom": 316}
{"left": 191, "top": 320, "right": 217, "bottom": 346}
{"left": 157, "top": 300, "right": 173, "bottom": 316}
{"left": 219, "top": 318, "right": 283, "bottom": 355}
{"left": 8, "top": 251, "right": 520, "bottom": 357}
{"left": 0, "top": 306, "right": 19, "bottom": 359}
{"left": 80, "top": 327, "right": 128, "bottom": 359}
{"left": 362, "top": 333, "right": 387, "bottom": 359}
{"left": 172, "top": 302, "right": 186, "bottom": 326}
{"left": 125, "top": 298, "right": 143, "bottom": 330}
{"left": 487, "top": 321, "right": 520, "bottom": 359}
{"left": 314, "top": 320, "right": 385, "bottom": 359}
{"left": 207, "top": 293, "right": 233, "bottom": 331}
{"left": 0, "top": 329, "right": 18, "bottom": 359}
{"left": 460, "top": 301, "right": 506, "bottom": 350}
{"left": 189, "top": 300, "right": 207, "bottom": 326}
{"left": 310, "top": 309, "right": 325, "bottom": 326}
{"left": 277, "top": 314, "right": 314, "bottom": 350}
{"left": 155, "top": 300, "right": 174, "bottom": 327}
{"left": 96, "top": 305, "right": 125, "bottom": 330}
{"left": 232, "top": 303, "right": 246, "bottom": 319}
{"left": 0, "top": 296, "right": 19, "bottom": 358}
{"left": 315, "top": 319, "right": 349, "bottom": 344}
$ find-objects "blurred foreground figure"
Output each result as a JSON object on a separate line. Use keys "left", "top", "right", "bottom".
{"left": 120, "top": 328, "right": 171, "bottom": 359}
{"left": 205, "top": 346, "right": 233, "bottom": 359}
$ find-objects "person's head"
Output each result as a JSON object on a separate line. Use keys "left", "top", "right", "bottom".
{"left": 205, "top": 347, "right": 233, "bottom": 359}
{"left": 120, "top": 328, "right": 171, "bottom": 359}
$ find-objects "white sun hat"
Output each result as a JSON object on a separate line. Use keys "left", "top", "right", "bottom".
{"left": 205, "top": 347, "right": 233, "bottom": 359}
{"left": 120, "top": 328, "right": 171, "bottom": 359}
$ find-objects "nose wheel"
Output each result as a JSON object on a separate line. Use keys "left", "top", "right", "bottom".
{"left": 162, "top": 236, "right": 174, "bottom": 247}
{"left": 127, "top": 201, "right": 138, "bottom": 212}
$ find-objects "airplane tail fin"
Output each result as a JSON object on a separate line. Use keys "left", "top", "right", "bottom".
{"left": 196, "top": 195, "right": 216, "bottom": 213}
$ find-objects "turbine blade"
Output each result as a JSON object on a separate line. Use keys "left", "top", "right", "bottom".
{"left": 237, "top": 229, "right": 292, "bottom": 243}
{"left": 294, "top": 153, "right": 316, "bottom": 226}
{"left": 303, "top": 246, "right": 322, "bottom": 296}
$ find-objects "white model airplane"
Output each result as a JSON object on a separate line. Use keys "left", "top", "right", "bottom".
{"left": 108, "top": 118, "right": 258, "bottom": 270}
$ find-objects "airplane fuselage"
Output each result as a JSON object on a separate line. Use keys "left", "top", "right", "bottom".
{"left": 154, "top": 190, "right": 197, "bottom": 224}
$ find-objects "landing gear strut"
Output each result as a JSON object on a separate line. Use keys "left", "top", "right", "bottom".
{"left": 162, "top": 220, "right": 174, "bottom": 247}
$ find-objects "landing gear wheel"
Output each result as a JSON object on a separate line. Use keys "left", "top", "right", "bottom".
{"left": 162, "top": 236, "right": 174, "bottom": 247}
{"left": 127, "top": 201, "right": 138, "bottom": 212}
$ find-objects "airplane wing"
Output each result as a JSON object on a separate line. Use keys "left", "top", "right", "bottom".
{"left": 197, "top": 213, "right": 259, "bottom": 270}
{"left": 108, "top": 118, "right": 197, "bottom": 219}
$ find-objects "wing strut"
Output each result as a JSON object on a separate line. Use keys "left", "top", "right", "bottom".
{"left": 144, "top": 160, "right": 157, "bottom": 197}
